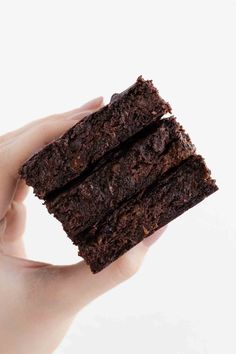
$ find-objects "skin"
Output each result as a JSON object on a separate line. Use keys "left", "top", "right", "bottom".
{"left": 0, "top": 97, "right": 166, "bottom": 354}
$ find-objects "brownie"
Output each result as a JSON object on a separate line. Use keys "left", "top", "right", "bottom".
{"left": 19, "top": 76, "right": 171, "bottom": 198}
{"left": 45, "top": 117, "right": 195, "bottom": 240}
{"left": 78, "top": 155, "right": 218, "bottom": 273}
{"left": 19, "top": 76, "right": 218, "bottom": 274}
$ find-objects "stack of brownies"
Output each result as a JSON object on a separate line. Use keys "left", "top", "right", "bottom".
{"left": 20, "top": 77, "right": 218, "bottom": 272}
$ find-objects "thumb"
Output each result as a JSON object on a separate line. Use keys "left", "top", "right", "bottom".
{"left": 42, "top": 228, "right": 166, "bottom": 316}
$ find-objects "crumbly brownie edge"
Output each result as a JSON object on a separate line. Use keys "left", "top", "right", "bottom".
{"left": 77, "top": 155, "right": 218, "bottom": 273}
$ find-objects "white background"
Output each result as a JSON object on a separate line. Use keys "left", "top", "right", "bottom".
{"left": 0, "top": 1, "right": 236, "bottom": 353}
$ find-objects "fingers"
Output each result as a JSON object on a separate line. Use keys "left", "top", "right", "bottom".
{"left": 3, "top": 109, "right": 93, "bottom": 176}
{"left": 45, "top": 227, "right": 166, "bottom": 315}
{"left": 64, "top": 96, "right": 103, "bottom": 114}
{"left": 14, "top": 179, "right": 29, "bottom": 202}
{"left": 0, "top": 202, "right": 26, "bottom": 258}
{"left": 3, "top": 202, "right": 26, "bottom": 242}
{"left": 0, "top": 238, "right": 26, "bottom": 259}
{"left": 0, "top": 98, "right": 103, "bottom": 220}
{"left": 0, "top": 97, "right": 103, "bottom": 145}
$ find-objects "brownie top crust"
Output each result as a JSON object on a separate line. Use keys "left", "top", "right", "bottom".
{"left": 19, "top": 77, "right": 171, "bottom": 198}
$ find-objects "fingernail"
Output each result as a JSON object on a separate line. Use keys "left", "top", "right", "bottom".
{"left": 65, "top": 109, "right": 95, "bottom": 121}
{"left": 62, "top": 97, "right": 104, "bottom": 120}
{"left": 142, "top": 226, "right": 167, "bottom": 247}
{"left": 79, "top": 96, "right": 104, "bottom": 110}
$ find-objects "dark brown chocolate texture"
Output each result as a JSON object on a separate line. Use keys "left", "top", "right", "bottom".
{"left": 19, "top": 76, "right": 218, "bottom": 273}
{"left": 19, "top": 76, "right": 171, "bottom": 199}
{"left": 45, "top": 117, "right": 195, "bottom": 241}
{"left": 78, "top": 156, "right": 218, "bottom": 273}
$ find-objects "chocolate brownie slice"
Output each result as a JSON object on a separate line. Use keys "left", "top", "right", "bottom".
{"left": 19, "top": 76, "right": 218, "bottom": 274}
{"left": 20, "top": 77, "right": 171, "bottom": 198}
{"left": 45, "top": 117, "right": 195, "bottom": 240}
{"left": 78, "top": 155, "right": 218, "bottom": 273}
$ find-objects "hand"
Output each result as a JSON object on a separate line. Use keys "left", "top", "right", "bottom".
{"left": 0, "top": 97, "right": 166, "bottom": 354}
